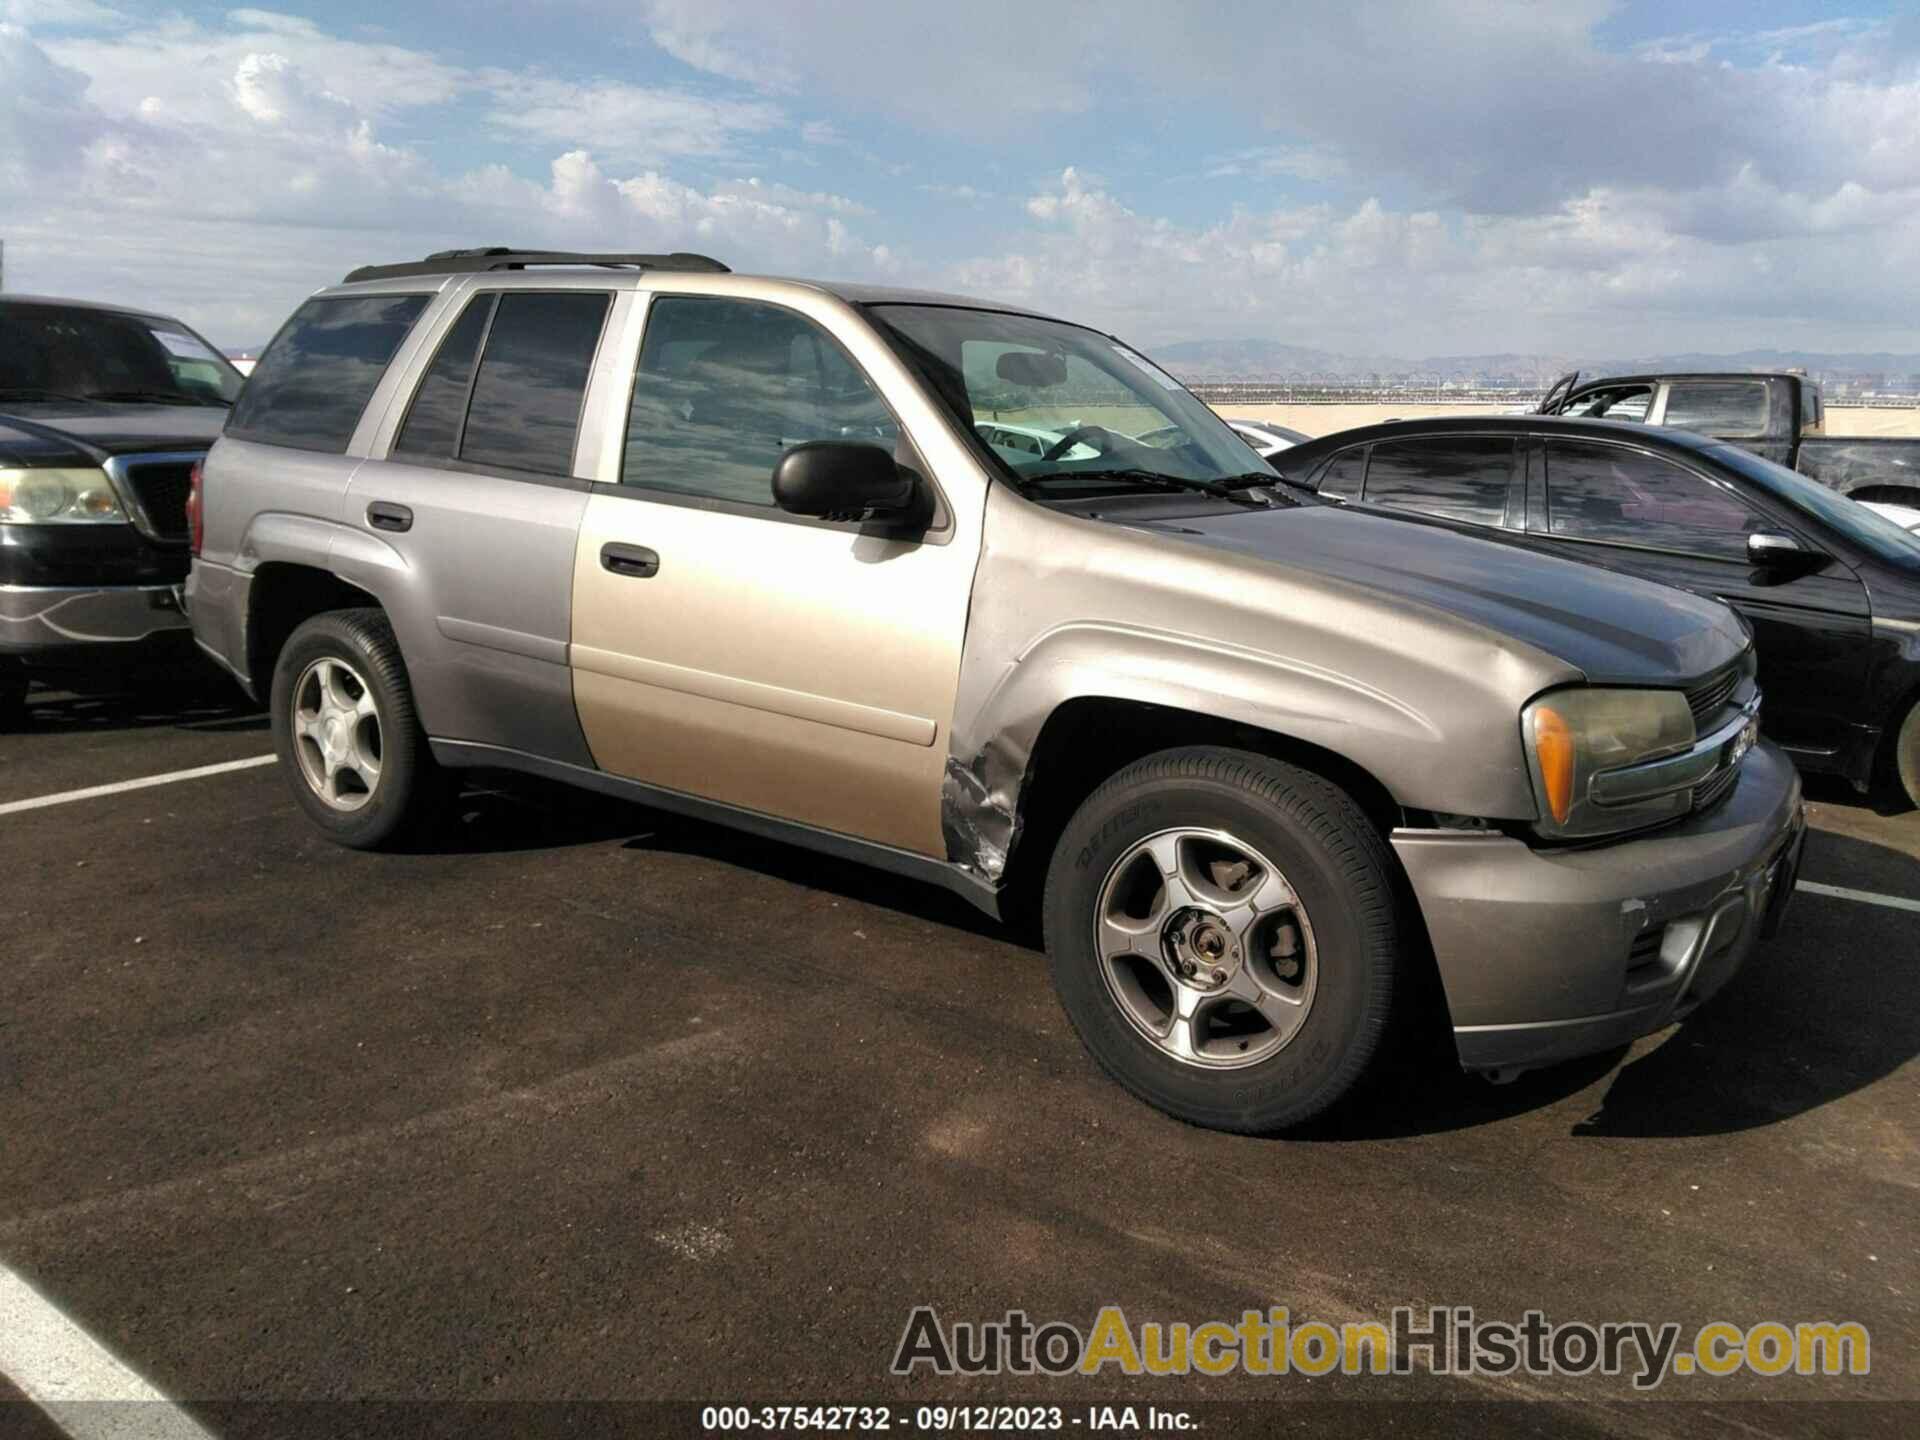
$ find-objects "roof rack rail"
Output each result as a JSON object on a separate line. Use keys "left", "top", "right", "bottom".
{"left": 341, "top": 247, "right": 731, "bottom": 284}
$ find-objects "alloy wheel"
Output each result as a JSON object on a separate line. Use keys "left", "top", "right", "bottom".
{"left": 1093, "top": 827, "right": 1318, "bottom": 1069}
{"left": 290, "top": 656, "right": 384, "bottom": 812}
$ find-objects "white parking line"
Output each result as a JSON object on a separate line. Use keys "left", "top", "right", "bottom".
{"left": 0, "top": 1262, "right": 214, "bottom": 1439}
{"left": 0, "top": 756, "right": 276, "bottom": 818}
{"left": 1797, "top": 880, "right": 1920, "bottom": 915}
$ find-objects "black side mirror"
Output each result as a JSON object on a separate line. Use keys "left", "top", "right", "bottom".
{"left": 773, "top": 441, "right": 921, "bottom": 522}
{"left": 1748, "top": 532, "right": 1806, "bottom": 567}
{"left": 1747, "top": 531, "right": 1825, "bottom": 582}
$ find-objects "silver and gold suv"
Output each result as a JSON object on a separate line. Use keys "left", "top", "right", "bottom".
{"left": 187, "top": 248, "right": 1806, "bottom": 1133}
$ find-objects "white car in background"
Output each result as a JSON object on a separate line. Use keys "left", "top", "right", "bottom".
{"left": 1863, "top": 500, "right": 1920, "bottom": 533}
{"left": 974, "top": 421, "right": 1098, "bottom": 461}
{"left": 1224, "top": 418, "right": 1312, "bottom": 457}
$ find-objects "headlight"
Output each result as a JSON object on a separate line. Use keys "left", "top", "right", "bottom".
{"left": 1523, "top": 687, "right": 1697, "bottom": 839}
{"left": 0, "top": 467, "right": 129, "bottom": 525}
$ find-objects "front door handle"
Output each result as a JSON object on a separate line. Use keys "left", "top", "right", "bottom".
{"left": 367, "top": 501, "right": 413, "bottom": 533}
{"left": 601, "top": 542, "right": 660, "bottom": 578}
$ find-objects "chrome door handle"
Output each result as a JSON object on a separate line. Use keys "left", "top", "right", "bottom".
{"left": 601, "top": 542, "right": 660, "bottom": 578}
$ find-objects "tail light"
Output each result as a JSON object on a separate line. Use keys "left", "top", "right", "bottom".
{"left": 186, "top": 458, "right": 205, "bottom": 555}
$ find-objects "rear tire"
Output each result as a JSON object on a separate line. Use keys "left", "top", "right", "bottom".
{"left": 270, "top": 608, "right": 448, "bottom": 849}
{"left": 1042, "top": 746, "right": 1399, "bottom": 1134}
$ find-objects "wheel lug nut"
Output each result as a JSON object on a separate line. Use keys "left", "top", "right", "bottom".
{"left": 1211, "top": 969, "right": 1227, "bottom": 984}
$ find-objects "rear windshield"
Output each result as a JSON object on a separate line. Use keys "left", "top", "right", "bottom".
{"left": 1663, "top": 381, "right": 1769, "bottom": 437}
{"left": 0, "top": 301, "right": 244, "bottom": 408}
{"left": 227, "top": 293, "right": 430, "bottom": 453}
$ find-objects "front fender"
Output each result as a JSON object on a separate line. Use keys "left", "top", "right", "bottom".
{"left": 944, "top": 620, "right": 1541, "bottom": 881}
{"left": 943, "top": 490, "right": 1576, "bottom": 882}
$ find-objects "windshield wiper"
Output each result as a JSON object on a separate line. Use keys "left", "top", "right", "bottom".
{"left": 0, "top": 387, "right": 100, "bottom": 404}
{"left": 1022, "top": 468, "right": 1279, "bottom": 507}
{"left": 86, "top": 389, "right": 232, "bottom": 407}
{"left": 1219, "top": 471, "right": 1317, "bottom": 500}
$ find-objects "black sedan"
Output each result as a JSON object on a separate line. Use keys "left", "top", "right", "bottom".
{"left": 1267, "top": 415, "right": 1920, "bottom": 805}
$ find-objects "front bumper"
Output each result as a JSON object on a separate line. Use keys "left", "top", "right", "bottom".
{"left": 0, "top": 582, "right": 191, "bottom": 661}
{"left": 1392, "top": 742, "right": 1805, "bottom": 1073}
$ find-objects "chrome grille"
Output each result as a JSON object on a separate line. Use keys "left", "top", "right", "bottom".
{"left": 1685, "top": 665, "right": 1741, "bottom": 727}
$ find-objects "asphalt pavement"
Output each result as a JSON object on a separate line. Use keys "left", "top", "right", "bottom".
{"left": 1, "top": 669, "right": 1914, "bottom": 1439}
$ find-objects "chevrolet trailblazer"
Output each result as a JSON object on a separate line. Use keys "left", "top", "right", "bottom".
{"left": 186, "top": 248, "right": 1805, "bottom": 1133}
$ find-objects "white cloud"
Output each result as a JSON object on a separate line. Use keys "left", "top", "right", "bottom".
{"left": 1204, "top": 146, "right": 1347, "bottom": 183}
{"left": 3, "top": 0, "right": 1918, "bottom": 362}
{"left": 592, "top": 1, "right": 1919, "bottom": 236}
{"left": 41, "top": 10, "right": 465, "bottom": 127}
{"left": 918, "top": 182, "right": 992, "bottom": 203}
{"left": 0, "top": 0, "right": 119, "bottom": 23}
{"left": 945, "top": 167, "right": 1920, "bottom": 355}
{"left": 482, "top": 73, "right": 785, "bottom": 163}
{"left": 0, "top": 14, "right": 897, "bottom": 341}
{"left": 230, "top": 50, "right": 349, "bottom": 126}
{"left": 625, "top": 0, "right": 1097, "bottom": 130}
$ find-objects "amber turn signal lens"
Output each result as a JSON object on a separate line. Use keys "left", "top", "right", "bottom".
{"left": 1533, "top": 706, "right": 1576, "bottom": 825}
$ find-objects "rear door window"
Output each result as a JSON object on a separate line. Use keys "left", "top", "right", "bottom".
{"left": 392, "top": 295, "right": 492, "bottom": 459}
{"left": 1363, "top": 437, "right": 1516, "bottom": 526}
{"left": 457, "top": 292, "right": 611, "bottom": 476}
{"left": 1662, "top": 381, "right": 1769, "bottom": 437}
{"left": 227, "top": 294, "right": 430, "bottom": 453}
{"left": 1544, "top": 440, "right": 1766, "bottom": 559}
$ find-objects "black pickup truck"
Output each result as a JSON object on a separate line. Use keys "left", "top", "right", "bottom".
{"left": 0, "top": 295, "right": 243, "bottom": 724}
{"left": 1538, "top": 371, "right": 1920, "bottom": 505}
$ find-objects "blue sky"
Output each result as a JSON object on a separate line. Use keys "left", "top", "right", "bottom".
{"left": 2, "top": 1, "right": 1916, "bottom": 359}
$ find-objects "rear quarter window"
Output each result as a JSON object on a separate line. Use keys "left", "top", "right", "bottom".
{"left": 227, "top": 293, "right": 430, "bottom": 453}
{"left": 457, "top": 291, "right": 611, "bottom": 476}
{"left": 1661, "top": 381, "right": 1769, "bottom": 438}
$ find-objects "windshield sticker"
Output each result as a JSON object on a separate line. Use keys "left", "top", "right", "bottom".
{"left": 1111, "top": 344, "right": 1183, "bottom": 391}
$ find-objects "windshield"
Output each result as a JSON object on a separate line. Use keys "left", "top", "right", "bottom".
{"left": 1706, "top": 443, "right": 1920, "bottom": 573}
{"left": 866, "top": 304, "right": 1274, "bottom": 494}
{"left": 0, "top": 302, "right": 244, "bottom": 406}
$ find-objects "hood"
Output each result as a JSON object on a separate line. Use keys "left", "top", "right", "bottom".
{"left": 0, "top": 403, "right": 227, "bottom": 464}
{"left": 1149, "top": 504, "right": 1749, "bottom": 686}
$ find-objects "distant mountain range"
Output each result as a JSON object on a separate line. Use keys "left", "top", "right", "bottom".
{"left": 220, "top": 336, "right": 1919, "bottom": 388}
{"left": 1154, "top": 339, "right": 1920, "bottom": 384}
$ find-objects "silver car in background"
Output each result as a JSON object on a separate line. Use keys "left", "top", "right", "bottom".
{"left": 1225, "top": 417, "right": 1312, "bottom": 457}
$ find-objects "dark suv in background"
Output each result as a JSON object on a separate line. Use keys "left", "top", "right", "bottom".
{"left": 0, "top": 295, "right": 244, "bottom": 724}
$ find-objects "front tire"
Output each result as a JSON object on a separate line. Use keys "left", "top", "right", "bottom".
{"left": 270, "top": 608, "right": 447, "bottom": 849}
{"left": 1042, "top": 747, "right": 1399, "bottom": 1134}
